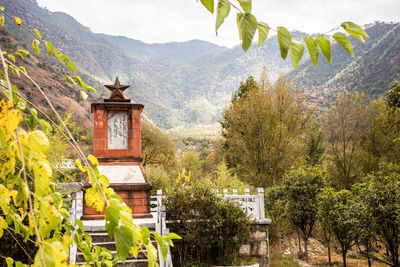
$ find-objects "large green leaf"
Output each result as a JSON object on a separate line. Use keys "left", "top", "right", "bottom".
{"left": 105, "top": 197, "right": 121, "bottom": 237}
{"left": 39, "top": 119, "right": 52, "bottom": 135}
{"left": 341, "top": 22, "right": 368, "bottom": 44}
{"left": 238, "top": 0, "right": 251, "bottom": 13}
{"left": 332, "top": 32, "right": 354, "bottom": 56}
{"left": 257, "top": 22, "right": 269, "bottom": 47}
{"left": 115, "top": 225, "right": 133, "bottom": 261}
{"left": 289, "top": 40, "right": 304, "bottom": 71}
{"left": 200, "top": 0, "right": 214, "bottom": 13}
{"left": 154, "top": 232, "right": 168, "bottom": 260}
{"left": 315, "top": 35, "right": 332, "bottom": 64}
{"left": 216, "top": 0, "right": 230, "bottom": 32}
{"left": 237, "top": 13, "right": 258, "bottom": 52}
{"left": 277, "top": 27, "right": 291, "bottom": 60}
{"left": 303, "top": 36, "right": 319, "bottom": 68}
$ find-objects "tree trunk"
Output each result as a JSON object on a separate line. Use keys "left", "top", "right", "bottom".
{"left": 296, "top": 228, "right": 302, "bottom": 253}
{"left": 275, "top": 224, "right": 282, "bottom": 250}
{"left": 342, "top": 250, "right": 347, "bottom": 267}
{"left": 340, "top": 243, "right": 347, "bottom": 267}
{"left": 327, "top": 239, "right": 332, "bottom": 265}
{"left": 366, "top": 243, "right": 371, "bottom": 267}
{"left": 324, "top": 230, "right": 332, "bottom": 265}
{"left": 304, "top": 237, "right": 309, "bottom": 263}
{"left": 391, "top": 247, "right": 399, "bottom": 267}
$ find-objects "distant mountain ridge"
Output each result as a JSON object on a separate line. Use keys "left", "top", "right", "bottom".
{"left": 3, "top": 0, "right": 400, "bottom": 131}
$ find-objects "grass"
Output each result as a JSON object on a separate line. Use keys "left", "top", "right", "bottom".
{"left": 270, "top": 250, "right": 301, "bottom": 267}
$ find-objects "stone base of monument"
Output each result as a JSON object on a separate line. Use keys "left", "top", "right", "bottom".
{"left": 81, "top": 183, "right": 152, "bottom": 220}
{"left": 81, "top": 163, "right": 152, "bottom": 220}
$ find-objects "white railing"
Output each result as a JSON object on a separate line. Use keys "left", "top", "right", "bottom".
{"left": 151, "top": 190, "right": 173, "bottom": 267}
{"left": 212, "top": 188, "right": 267, "bottom": 223}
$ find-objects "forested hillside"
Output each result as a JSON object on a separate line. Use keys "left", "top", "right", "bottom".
{"left": 3, "top": 0, "right": 400, "bottom": 130}
{"left": 291, "top": 22, "right": 400, "bottom": 107}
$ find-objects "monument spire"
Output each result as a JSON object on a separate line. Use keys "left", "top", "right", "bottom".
{"left": 104, "top": 77, "right": 130, "bottom": 100}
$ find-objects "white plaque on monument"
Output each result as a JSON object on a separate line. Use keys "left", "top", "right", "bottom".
{"left": 108, "top": 110, "right": 128, "bottom": 149}
{"left": 98, "top": 165, "right": 145, "bottom": 183}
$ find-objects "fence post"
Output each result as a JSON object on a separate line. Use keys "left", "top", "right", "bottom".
{"left": 258, "top": 188, "right": 265, "bottom": 220}
{"left": 223, "top": 189, "right": 228, "bottom": 196}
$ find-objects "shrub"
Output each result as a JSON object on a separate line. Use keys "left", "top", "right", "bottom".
{"left": 165, "top": 187, "right": 251, "bottom": 266}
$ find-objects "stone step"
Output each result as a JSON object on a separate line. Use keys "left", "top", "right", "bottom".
{"left": 86, "top": 229, "right": 156, "bottom": 243}
{"left": 76, "top": 249, "right": 148, "bottom": 263}
{"left": 76, "top": 259, "right": 148, "bottom": 267}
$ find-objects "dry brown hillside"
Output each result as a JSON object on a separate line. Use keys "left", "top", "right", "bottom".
{"left": 0, "top": 28, "right": 101, "bottom": 126}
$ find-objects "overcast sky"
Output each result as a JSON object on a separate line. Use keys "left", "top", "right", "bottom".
{"left": 36, "top": 0, "right": 400, "bottom": 47}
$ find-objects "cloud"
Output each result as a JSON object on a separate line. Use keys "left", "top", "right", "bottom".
{"left": 37, "top": 0, "right": 400, "bottom": 47}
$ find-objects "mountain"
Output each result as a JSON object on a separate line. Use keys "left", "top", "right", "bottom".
{"left": 2, "top": 0, "right": 400, "bottom": 132}
{"left": 2, "top": 0, "right": 292, "bottom": 129}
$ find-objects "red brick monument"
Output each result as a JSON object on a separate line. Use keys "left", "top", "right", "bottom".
{"left": 81, "top": 77, "right": 152, "bottom": 219}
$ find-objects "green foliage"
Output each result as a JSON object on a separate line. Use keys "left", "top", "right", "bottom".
{"left": 385, "top": 80, "right": 400, "bottom": 108}
{"left": 355, "top": 174, "right": 400, "bottom": 266}
{"left": 142, "top": 121, "right": 176, "bottom": 167}
{"left": 166, "top": 186, "right": 250, "bottom": 266}
{"left": 315, "top": 35, "right": 331, "bottom": 64}
{"left": 317, "top": 188, "right": 357, "bottom": 267}
{"left": 323, "top": 92, "right": 369, "bottom": 189}
{"left": 216, "top": 0, "right": 230, "bottom": 32}
{"left": 237, "top": 13, "right": 258, "bottom": 52}
{"left": 304, "top": 121, "right": 325, "bottom": 167}
{"left": 221, "top": 73, "right": 312, "bottom": 187}
{"left": 277, "top": 27, "right": 291, "bottom": 60}
{"left": 283, "top": 167, "right": 325, "bottom": 262}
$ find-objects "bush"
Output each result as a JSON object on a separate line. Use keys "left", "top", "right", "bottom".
{"left": 165, "top": 187, "right": 251, "bottom": 266}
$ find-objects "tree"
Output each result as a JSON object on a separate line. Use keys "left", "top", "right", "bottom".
{"left": 221, "top": 73, "right": 312, "bottom": 187}
{"left": 359, "top": 174, "right": 400, "bottom": 267}
{"left": 363, "top": 98, "right": 400, "bottom": 174}
{"left": 323, "top": 92, "right": 370, "bottom": 189}
{"left": 264, "top": 185, "right": 287, "bottom": 250}
{"left": 351, "top": 182, "right": 377, "bottom": 267}
{"left": 282, "top": 167, "right": 325, "bottom": 263}
{"left": 385, "top": 80, "right": 400, "bottom": 108}
{"left": 304, "top": 120, "right": 325, "bottom": 167}
{"left": 316, "top": 187, "right": 336, "bottom": 266}
{"left": 318, "top": 188, "right": 357, "bottom": 267}
{"left": 141, "top": 120, "right": 176, "bottom": 167}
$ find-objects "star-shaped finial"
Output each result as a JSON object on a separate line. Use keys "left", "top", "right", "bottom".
{"left": 105, "top": 77, "right": 130, "bottom": 100}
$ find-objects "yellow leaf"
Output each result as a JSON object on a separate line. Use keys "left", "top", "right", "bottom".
{"left": 0, "top": 216, "right": 8, "bottom": 238}
{"left": 33, "top": 160, "right": 52, "bottom": 196}
{"left": 88, "top": 154, "right": 99, "bottom": 166}
{"left": 85, "top": 187, "right": 105, "bottom": 213}
{"left": 15, "top": 17, "right": 21, "bottom": 28}
{"left": 28, "top": 130, "right": 50, "bottom": 155}
{"left": 75, "top": 158, "right": 86, "bottom": 172}
{"left": 0, "top": 7, "right": 4, "bottom": 11}
{"left": 0, "top": 100, "right": 22, "bottom": 141}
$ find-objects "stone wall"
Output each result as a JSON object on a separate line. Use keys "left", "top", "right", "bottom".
{"left": 239, "top": 221, "right": 270, "bottom": 267}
